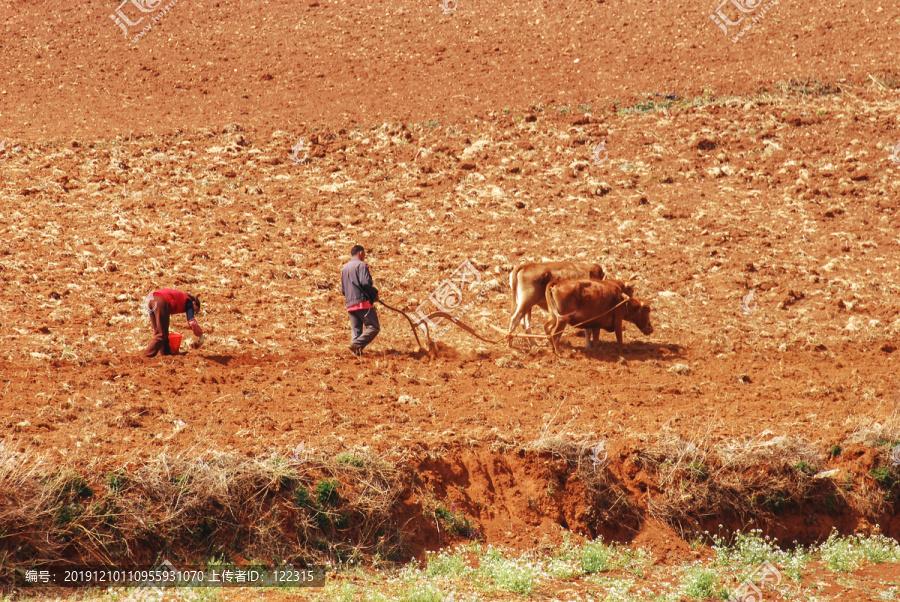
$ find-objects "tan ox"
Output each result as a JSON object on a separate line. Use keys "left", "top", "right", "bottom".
{"left": 508, "top": 261, "right": 605, "bottom": 341}
{"left": 544, "top": 279, "right": 653, "bottom": 354}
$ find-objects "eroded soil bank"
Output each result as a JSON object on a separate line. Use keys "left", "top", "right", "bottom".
{"left": 2, "top": 437, "right": 900, "bottom": 585}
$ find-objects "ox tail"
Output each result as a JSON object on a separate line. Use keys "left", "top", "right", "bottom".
{"left": 545, "top": 280, "right": 558, "bottom": 354}
{"left": 544, "top": 279, "right": 579, "bottom": 322}
{"left": 544, "top": 280, "right": 571, "bottom": 355}
{"left": 544, "top": 279, "right": 559, "bottom": 318}
{"left": 509, "top": 265, "right": 522, "bottom": 311}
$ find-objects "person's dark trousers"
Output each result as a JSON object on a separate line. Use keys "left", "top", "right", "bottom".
{"left": 143, "top": 295, "right": 173, "bottom": 357}
{"left": 349, "top": 307, "right": 380, "bottom": 349}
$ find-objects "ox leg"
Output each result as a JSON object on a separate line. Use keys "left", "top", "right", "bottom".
{"left": 583, "top": 329, "right": 591, "bottom": 352}
{"left": 542, "top": 319, "right": 552, "bottom": 353}
{"left": 615, "top": 316, "right": 625, "bottom": 346}
{"left": 507, "top": 306, "right": 535, "bottom": 348}
{"left": 588, "top": 328, "right": 600, "bottom": 352}
{"left": 544, "top": 318, "right": 565, "bottom": 356}
{"left": 543, "top": 318, "right": 557, "bottom": 355}
{"left": 523, "top": 308, "right": 536, "bottom": 347}
{"left": 507, "top": 304, "right": 528, "bottom": 347}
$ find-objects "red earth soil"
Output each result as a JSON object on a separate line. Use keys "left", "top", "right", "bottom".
{"left": 0, "top": 0, "right": 898, "bottom": 139}
{"left": 1, "top": 0, "right": 900, "bottom": 562}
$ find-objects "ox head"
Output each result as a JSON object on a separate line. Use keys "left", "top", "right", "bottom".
{"left": 625, "top": 298, "right": 654, "bottom": 336}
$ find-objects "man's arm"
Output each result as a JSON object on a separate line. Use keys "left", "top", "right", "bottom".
{"left": 359, "top": 264, "right": 379, "bottom": 301}
{"left": 185, "top": 299, "right": 204, "bottom": 339}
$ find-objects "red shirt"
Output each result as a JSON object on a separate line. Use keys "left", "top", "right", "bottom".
{"left": 153, "top": 289, "right": 203, "bottom": 337}
{"left": 154, "top": 289, "right": 190, "bottom": 313}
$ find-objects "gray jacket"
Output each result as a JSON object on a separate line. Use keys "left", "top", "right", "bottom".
{"left": 341, "top": 257, "right": 378, "bottom": 308}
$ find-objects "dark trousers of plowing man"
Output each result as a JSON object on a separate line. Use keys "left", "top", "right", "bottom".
{"left": 348, "top": 307, "right": 381, "bottom": 351}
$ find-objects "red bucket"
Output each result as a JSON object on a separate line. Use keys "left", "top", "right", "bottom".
{"left": 168, "top": 332, "right": 183, "bottom": 353}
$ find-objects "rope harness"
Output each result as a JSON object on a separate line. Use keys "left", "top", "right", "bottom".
{"left": 542, "top": 289, "right": 631, "bottom": 355}
{"left": 559, "top": 297, "right": 630, "bottom": 330}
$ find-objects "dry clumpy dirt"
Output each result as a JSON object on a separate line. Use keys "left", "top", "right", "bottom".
{"left": 1, "top": 0, "right": 900, "bottom": 566}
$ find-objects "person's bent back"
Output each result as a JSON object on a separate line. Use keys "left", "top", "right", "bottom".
{"left": 143, "top": 288, "right": 204, "bottom": 357}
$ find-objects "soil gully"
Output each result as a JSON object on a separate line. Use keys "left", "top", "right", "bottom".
{"left": 406, "top": 444, "right": 900, "bottom": 563}
{"left": 1, "top": 439, "right": 899, "bottom": 583}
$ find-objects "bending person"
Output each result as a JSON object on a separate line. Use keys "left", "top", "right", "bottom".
{"left": 143, "top": 288, "right": 204, "bottom": 357}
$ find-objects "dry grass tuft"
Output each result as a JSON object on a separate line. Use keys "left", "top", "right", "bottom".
{"left": 0, "top": 446, "right": 414, "bottom": 579}
{"left": 636, "top": 430, "right": 846, "bottom": 536}
{"left": 842, "top": 391, "right": 900, "bottom": 448}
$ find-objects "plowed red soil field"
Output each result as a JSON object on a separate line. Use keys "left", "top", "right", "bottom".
{"left": 2, "top": 0, "right": 900, "bottom": 560}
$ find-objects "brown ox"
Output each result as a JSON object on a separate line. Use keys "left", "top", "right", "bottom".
{"left": 544, "top": 279, "right": 653, "bottom": 354}
{"left": 508, "top": 261, "right": 605, "bottom": 341}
